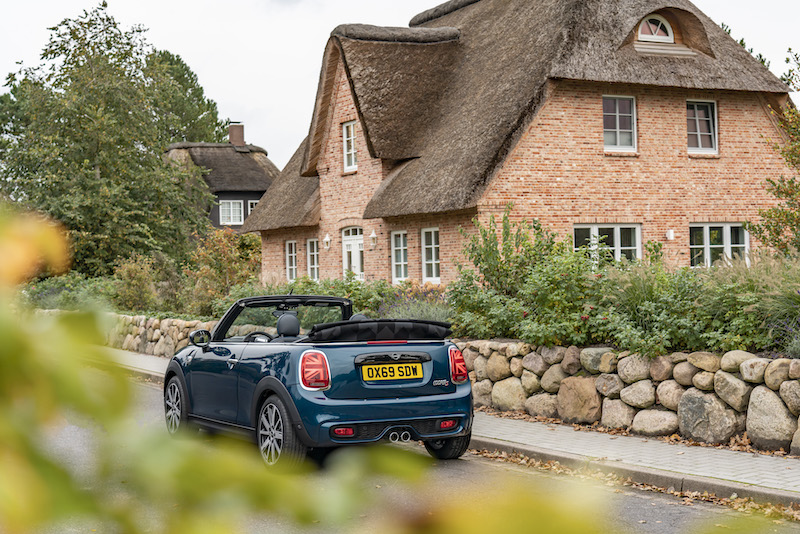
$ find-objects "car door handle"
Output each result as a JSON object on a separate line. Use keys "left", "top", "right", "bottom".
{"left": 227, "top": 358, "right": 239, "bottom": 369}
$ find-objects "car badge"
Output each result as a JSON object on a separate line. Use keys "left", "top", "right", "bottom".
{"left": 390, "top": 353, "right": 401, "bottom": 361}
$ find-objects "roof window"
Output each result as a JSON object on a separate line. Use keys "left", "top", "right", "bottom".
{"left": 638, "top": 14, "right": 674, "bottom": 44}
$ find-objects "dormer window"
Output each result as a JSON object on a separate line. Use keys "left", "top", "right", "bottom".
{"left": 638, "top": 14, "right": 674, "bottom": 44}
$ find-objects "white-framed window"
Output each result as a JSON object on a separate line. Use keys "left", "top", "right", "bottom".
{"left": 307, "top": 239, "right": 319, "bottom": 281}
{"left": 248, "top": 200, "right": 258, "bottom": 215}
{"left": 638, "top": 14, "right": 674, "bottom": 43}
{"left": 285, "top": 241, "right": 297, "bottom": 281}
{"left": 219, "top": 200, "right": 244, "bottom": 225}
{"left": 603, "top": 96, "right": 636, "bottom": 151}
{"left": 342, "top": 227, "right": 364, "bottom": 280}
{"left": 687, "top": 101, "right": 718, "bottom": 154}
{"left": 573, "top": 224, "right": 641, "bottom": 261}
{"left": 343, "top": 120, "right": 357, "bottom": 172}
{"left": 391, "top": 231, "right": 408, "bottom": 284}
{"left": 421, "top": 228, "right": 440, "bottom": 284}
{"left": 689, "top": 224, "right": 748, "bottom": 267}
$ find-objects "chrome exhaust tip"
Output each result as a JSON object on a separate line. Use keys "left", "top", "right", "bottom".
{"left": 400, "top": 431, "right": 411, "bottom": 442}
{"left": 389, "top": 431, "right": 400, "bottom": 443}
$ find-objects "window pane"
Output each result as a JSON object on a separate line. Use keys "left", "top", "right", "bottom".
{"left": 618, "top": 115, "right": 632, "bottom": 131}
{"left": 620, "top": 227, "right": 634, "bottom": 248}
{"left": 618, "top": 99, "right": 632, "bottom": 114}
{"left": 709, "top": 227, "right": 723, "bottom": 246}
{"left": 574, "top": 228, "right": 591, "bottom": 248}
{"left": 603, "top": 115, "right": 617, "bottom": 130}
{"left": 687, "top": 118, "right": 697, "bottom": 133}
{"left": 700, "top": 134, "right": 714, "bottom": 149}
{"left": 730, "top": 245, "right": 746, "bottom": 260}
{"left": 730, "top": 226, "right": 745, "bottom": 246}
{"left": 696, "top": 106, "right": 709, "bottom": 119}
{"left": 690, "top": 247, "right": 705, "bottom": 267}
{"left": 603, "top": 98, "right": 616, "bottom": 114}
{"left": 710, "top": 247, "right": 724, "bottom": 265}
{"left": 598, "top": 228, "right": 615, "bottom": 248}
{"left": 604, "top": 131, "right": 618, "bottom": 146}
{"left": 688, "top": 133, "right": 699, "bottom": 148}
{"left": 621, "top": 249, "right": 636, "bottom": 261}
{"left": 689, "top": 227, "right": 704, "bottom": 246}
{"left": 687, "top": 105, "right": 696, "bottom": 119}
{"left": 619, "top": 132, "right": 633, "bottom": 146}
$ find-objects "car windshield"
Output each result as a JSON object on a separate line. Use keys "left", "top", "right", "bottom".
{"left": 222, "top": 301, "right": 345, "bottom": 341}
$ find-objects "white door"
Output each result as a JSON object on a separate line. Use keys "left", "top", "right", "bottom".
{"left": 342, "top": 227, "right": 364, "bottom": 280}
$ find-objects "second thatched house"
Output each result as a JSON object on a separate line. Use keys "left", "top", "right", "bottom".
{"left": 243, "top": 0, "right": 792, "bottom": 284}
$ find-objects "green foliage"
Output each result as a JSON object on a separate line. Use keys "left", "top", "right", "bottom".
{"left": 0, "top": 3, "right": 219, "bottom": 275}
{"left": 378, "top": 281, "right": 451, "bottom": 322}
{"left": 517, "top": 244, "right": 607, "bottom": 346}
{"left": 22, "top": 271, "right": 113, "bottom": 311}
{"left": 112, "top": 254, "right": 158, "bottom": 312}
{"left": 184, "top": 228, "right": 261, "bottom": 316}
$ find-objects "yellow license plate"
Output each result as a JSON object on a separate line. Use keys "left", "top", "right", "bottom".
{"left": 361, "top": 362, "right": 423, "bottom": 381}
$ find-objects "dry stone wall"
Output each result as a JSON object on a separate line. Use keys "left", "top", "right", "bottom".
{"left": 456, "top": 340, "right": 800, "bottom": 455}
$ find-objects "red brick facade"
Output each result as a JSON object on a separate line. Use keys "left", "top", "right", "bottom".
{"left": 260, "top": 64, "right": 791, "bottom": 283}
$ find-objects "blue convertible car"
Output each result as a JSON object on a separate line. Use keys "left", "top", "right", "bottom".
{"left": 163, "top": 295, "right": 473, "bottom": 465}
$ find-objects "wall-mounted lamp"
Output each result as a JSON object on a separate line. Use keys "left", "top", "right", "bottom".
{"left": 369, "top": 230, "right": 378, "bottom": 248}
{"left": 323, "top": 233, "right": 331, "bottom": 249}
{"left": 665, "top": 229, "right": 675, "bottom": 241}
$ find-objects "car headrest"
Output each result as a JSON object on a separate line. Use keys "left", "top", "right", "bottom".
{"left": 276, "top": 314, "right": 300, "bottom": 337}
{"left": 350, "top": 314, "right": 369, "bottom": 321}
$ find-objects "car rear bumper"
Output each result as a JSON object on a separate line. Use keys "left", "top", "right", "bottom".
{"left": 290, "top": 384, "right": 473, "bottom": 447}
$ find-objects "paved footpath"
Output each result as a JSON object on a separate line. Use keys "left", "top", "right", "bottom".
{"left": 105, "top": 348, "right": 800, "bottom": 507}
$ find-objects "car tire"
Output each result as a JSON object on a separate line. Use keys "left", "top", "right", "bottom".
{"left": 423, "top": 432, "right": 472, "bottom": 460}
{"left": 164, "top": 376, "right": 189, "bottom": 435}
{"left": 257, "top": 395, "right": 307, "bottom": 466}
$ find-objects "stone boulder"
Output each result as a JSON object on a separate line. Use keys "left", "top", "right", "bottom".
{"left": 474, "top": 356, "right": 489, "bottom": 381}
{"left": 521, "top": 370, "right": 541, "bottom": 395}
{"left": 510, "top": 357, "right": 524, "bottom": 378}
{"left": 673, "top": 362, "right": 700, "bottom": 386}
{"left": 792, "top": 429, "right": 800, "bottom": 457}
{"left": 791, "top": 360, "right": 800, "bottom": 380}
{"left": 713, "top": 371, "right": 753, "bottom": 412}
{"left": 462, "top": 347, "right": 480, "bottom": 371}
{"left": 765, "top": 359, "right": 791, "bottom": 391}
{"left": 620, "top": 380, "right": 655, "bottom": 409}
{"left": 670, "top": 352, "right": 689, "bottom": 363}
{"left": 541, "top": 346, "right": 567, "bottom": 365}
{"left": 632, "top": 410, "right": 679, "bottom": 436}
{"left": 601, "top": 399, "right": 636, "bottom": 429}
{"left": 595, "top": 373, "right": 625, "bottom": 399}
{"left": 561, "top": 346, "right": 582, "bottom": 375}
{"left": 720, "top": 350, "right": 756, "bottom": 373}
{"left": 692, "top": 371, "right": 716, "bottom": 391}
{"left": 580, "top": 347, "right": 613, "bottom": 374}
{"left": 525, "top": 393, "right": 559, "bottom": 419}
{"left": 617, "top": 354, "right": 651, "bottom": 384}
{"left": 541, "top": 365, "right": 569, "bottom": 393}
{"left": 687, "top": 352, "right": 721, "bottom": 373}
{"left": 650, "top": 355, "right": 675, "bottom": 382}
{"left": 656, "top": 380, "right": 685, "bottom": 412}
{"left": 779, "top": 380, "right": 800, "bottom": 416}
{"left": 473, "top": 379, "right": 493, "bottom": 408}
{"left": 598, "top": 352, "right": 619, "bottom": 374}
{"left": 487, "top": 352, "right": 513, "bottom": 382}
{"left": 491, "top": 377, "right": 527, "bottom": 411}
{"left": 678, "top": 389, "right": 738, "bottom": 444}
{"left": 505, "top": 342, "right": 531, "bottom": 358}
{"left": 740, "top": 358, "right": 770, "bottom": 384}
{"left": 522, "top": 352, "right": 549, "bottom": 377}
{"left": 557, "top": 377, "right": 602, "bottom": 424}
{"left": 747, "top": 386, "right": 798, "bottom": 451}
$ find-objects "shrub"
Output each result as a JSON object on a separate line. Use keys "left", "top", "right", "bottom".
{"left": 378, "top": 281, "right": 451, "bottom": 322}
{"left": 111, "top": 254, "right": 159, "bottom": 312}
{"left": 22, "top": 271, "right": 114, "bottom": 311}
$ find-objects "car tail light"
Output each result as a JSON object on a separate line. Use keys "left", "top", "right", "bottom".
{"left": 333, "top": 426, "right": 355, "bottom": 437}
{"left": 300, "top": 350, "right": 331, "bottom": 390}
{"left": 439, "top": 419, "right": 458, "bottom": 430}
{"left": 449, "top": 346, "right": 469, "bottom": 384}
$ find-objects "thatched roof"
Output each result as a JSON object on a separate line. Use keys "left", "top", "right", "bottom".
{"left": 248, "top": 0, "right": 790, "bottom": 229}
{"left": 165, "top": 143, "right": 279, "bottom": 193}
{"left": 240, "top": 138, "right": 320, "bottom": 233}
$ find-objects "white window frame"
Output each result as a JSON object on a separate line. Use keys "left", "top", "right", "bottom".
{"left": 689, "top": 224, "right": 749, "bottom": 267}
{"left": 248, "top": 200, "right": 258, "bottom": 215}
{"left": 306, "top": 239, "right": 319, "bottom": 281}
{"left": 343, "top": 120, "right": 357, "bottom": 173}
{"left": 391, "top": 231, "right": 409, "bottom": 284}
{"left": 219, "top": 200, "right": 244, "bottom": 226}
{"left": 638, "top": 14, "right": 674, "bottom": 44}
{"left": 603, "top": 95, "right": 637, "bottom": 152}
{"left": 342, "top": 227, "right": 364, "bottom": 280}
{"left": 573, "top": 224, "right": 642, "bottom": 262}
{"left": 285, "top": 241, "right": 298, "bottom": 281}
{"left": 687, "top": 100, "right": 718, "bottom": 155}
{"left": 421, "top": 228, "right": 441, "bottom": 284}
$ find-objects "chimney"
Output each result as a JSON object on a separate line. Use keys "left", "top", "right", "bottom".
{"left": 229, "top": 123, "right": 245, "bottom": 146}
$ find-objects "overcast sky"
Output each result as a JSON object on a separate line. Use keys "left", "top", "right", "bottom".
{"left": 1, "top": 0, "right": 798, "bottom": 169}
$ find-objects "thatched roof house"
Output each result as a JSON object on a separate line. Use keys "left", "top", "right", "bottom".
{"left": 168, "top": 124, "right": 279, "bottom": 229}
{"left": 244, "top": 0, "right": 792, "bottom": 284}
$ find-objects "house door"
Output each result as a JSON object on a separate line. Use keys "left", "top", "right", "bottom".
{"left": 342, "top": 227, "right": 364, "bottom": 280}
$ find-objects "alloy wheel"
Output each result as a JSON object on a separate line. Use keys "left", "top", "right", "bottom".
{"left": 259, "top": 403, "right": 284, "bottom": 465}
{"left": 165, "top": 381, "right": 182, "bottom": 434}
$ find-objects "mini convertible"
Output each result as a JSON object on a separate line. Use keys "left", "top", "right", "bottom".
{"left": 163, "top": 295, "right": 473, "bottom": 465}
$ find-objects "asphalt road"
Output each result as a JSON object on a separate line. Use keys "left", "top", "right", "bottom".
{"left": 39, "top": 379, "right": 800, "bottom": 534}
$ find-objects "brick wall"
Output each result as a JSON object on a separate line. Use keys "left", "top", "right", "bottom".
{"left": 480, "top": 80, "right": 789, "bottom": 266}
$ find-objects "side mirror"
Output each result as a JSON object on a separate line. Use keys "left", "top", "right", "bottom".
{"left": 189, "top": 329, "right": 211, "bottom": 349}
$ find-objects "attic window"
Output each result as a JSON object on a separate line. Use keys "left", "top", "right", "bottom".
{"left": 638, "top": 15, "right": 674, "bottom": 44}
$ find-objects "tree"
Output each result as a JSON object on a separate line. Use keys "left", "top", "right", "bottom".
{"left": 0, "top": 3, "right": 220, "bottom": 274}
{"left": 745, "top": 52, "right": 800, "bottom": 252}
